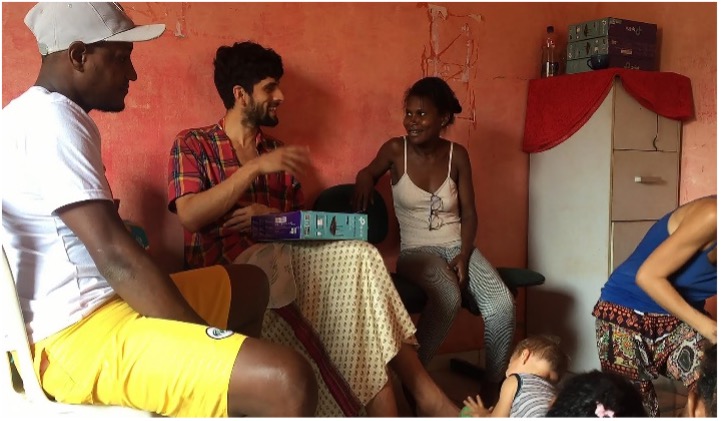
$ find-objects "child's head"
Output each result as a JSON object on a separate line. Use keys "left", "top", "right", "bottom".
{"left": 545, "top": 370, "right": 647, "bottom": 417}
{"left": 690, "top": 344, "right": 716, "bottom": 417}
{"left": 506, "top": 335, "right": 568, "bottom": 384}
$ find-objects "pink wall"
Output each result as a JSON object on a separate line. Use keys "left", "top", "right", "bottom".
{"left": 3, "top": 2, "right": 716, "bottom": 349}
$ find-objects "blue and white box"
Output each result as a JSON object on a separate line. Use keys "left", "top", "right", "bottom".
{"left": 251, "top": 211, "right": 368, "bottom": 242}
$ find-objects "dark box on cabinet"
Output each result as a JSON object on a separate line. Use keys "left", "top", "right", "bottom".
{"left": 567, "top": 37, "right": 657, "bottom": 61}
{"left": 566, "top": 17, "right": 657, "bottom": 74}
{"left": 566, "top": 55, "right": 656, "bottom": 74}
{"left": 567, "top": 17, "right": 657, "bottom": 43}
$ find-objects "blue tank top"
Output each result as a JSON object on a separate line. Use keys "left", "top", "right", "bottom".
{"left": 600, "top": 210, "right": 717, "bottom": 314}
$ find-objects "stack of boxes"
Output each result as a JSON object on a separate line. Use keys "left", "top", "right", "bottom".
{"left": 566, "top": 17, "right": 658, "bottom": 74}
{"left": 251, "top": 210, "right": 368, "bottom": 242}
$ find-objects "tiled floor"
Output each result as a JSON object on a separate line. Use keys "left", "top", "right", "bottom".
{"left": 394, "top": 350, "right": 689, "bottom": 417}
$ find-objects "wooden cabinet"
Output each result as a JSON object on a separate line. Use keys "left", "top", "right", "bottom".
{"left": 527, "top": 78, "right": 681, "bottom": 372}
{"left": 611, "top": 150, "right": 679, "bottom": 226}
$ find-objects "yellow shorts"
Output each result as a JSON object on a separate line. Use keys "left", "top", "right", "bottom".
{"left": 31, "top": 265, "right": 246, "bottom": 418}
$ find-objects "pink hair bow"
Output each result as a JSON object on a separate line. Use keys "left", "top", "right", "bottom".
{"left": 595, "top": 402, "right": 615, "bottom": 418}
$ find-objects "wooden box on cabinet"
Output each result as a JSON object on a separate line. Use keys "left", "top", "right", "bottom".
{"left": 527, "top": 77, "right": 681, "bottom": 372}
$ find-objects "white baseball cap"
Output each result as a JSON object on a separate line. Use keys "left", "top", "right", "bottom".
{"left": 24, "top": 2, "right": 166, "bottom": 55}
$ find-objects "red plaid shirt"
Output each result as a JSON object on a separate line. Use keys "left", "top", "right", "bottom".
{"left": 167, "top": 120, "right": 304, "bottom": 268}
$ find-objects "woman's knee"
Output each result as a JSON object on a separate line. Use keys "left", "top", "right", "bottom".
{"left": 477, "top": 293, "right": 515, "bottom": 326}
{"left": 426, "top": 279, "right": 461, "bottom": 311}
{"left": 399, "top": 254, "right": 454, "bottom": 282}
{"left": 497, "top": 288, "right": 515, "bottom": 313}
{"left": 479, "top": 278, "right": 515, "bottom": 313}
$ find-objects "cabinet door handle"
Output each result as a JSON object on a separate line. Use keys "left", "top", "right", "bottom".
{"left": 634, "top": 176, "right": 663, "bottom": 184}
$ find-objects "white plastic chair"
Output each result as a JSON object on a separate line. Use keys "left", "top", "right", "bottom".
{"left": 1, "top": 246, "right": 154, "bottom": 417}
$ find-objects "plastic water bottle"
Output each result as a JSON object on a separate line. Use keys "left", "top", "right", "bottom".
{"left": 541, "top": 26, "right": 559, "bottom": 77}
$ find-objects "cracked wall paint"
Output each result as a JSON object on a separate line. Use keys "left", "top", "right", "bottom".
{"left": 174, "top": 21, "right": 185, "bottom": 38}
{"left": 174, "top": 2, "right": 188, "bottom": 38}
{"left": 422, "top": 4, "right": 481, "bottom": 127}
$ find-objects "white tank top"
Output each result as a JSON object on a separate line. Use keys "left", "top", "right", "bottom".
{"left": 391, "top": 137, "right": 462, "bottom": 251}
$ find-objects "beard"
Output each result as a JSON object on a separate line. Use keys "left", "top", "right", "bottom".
{"left": 247, "top": 100, "right": 279, "bottom": 127}
{"left": 259, "top": 112, "right": 279, "bottom": 127}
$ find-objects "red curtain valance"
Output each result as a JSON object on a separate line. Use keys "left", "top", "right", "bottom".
{"left": 523, "top": 68, "right": 694, "bottom": 153}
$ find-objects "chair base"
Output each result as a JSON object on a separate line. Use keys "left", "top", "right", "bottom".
{"left": 3, "top": 396, "right": 155, "bottom": 417}
{"left": 449, "top": 357, "right": 486, "bottom": 380}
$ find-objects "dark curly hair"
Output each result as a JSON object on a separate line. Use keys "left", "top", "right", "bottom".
{"left": 213, "top": 41, "right": 284, "bottom": 110}
{"left": 545, "top": 370, "right": 647, "bottom": 417}
{"left": 404, "top": 77, "right": 462, "bottom": 127}
{"left": 697, "top": 344, "right": 717, "bottom": 417}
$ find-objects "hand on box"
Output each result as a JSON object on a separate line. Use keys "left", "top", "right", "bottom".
{"left": 223, "top": 203, "right": 280, "bottom": 233}
{"left": 257, "top": 145, "right": 311, "bottom": 177}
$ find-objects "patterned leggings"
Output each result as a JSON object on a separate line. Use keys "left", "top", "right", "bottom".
{"left": 593, "top": 300, "right": 708, "bottom": 417}
{"left": 397, "top": 245, "right": 515, "bottom": 381}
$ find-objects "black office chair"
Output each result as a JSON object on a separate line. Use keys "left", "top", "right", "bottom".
{"left": 312, "top": 184, "right": 545, "bottom": 379}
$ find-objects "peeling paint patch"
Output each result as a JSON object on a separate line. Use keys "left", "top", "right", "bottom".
{"left": 468, "top": 14, "right": 483, "bottom": 23}
{"left": 174, "top": 2, "right": 188, "bottom": 38}
{"left": 174, "top": 20, "right": 185, "bottom": 38}
{"left": 428, "top": 4, "right": 448, "bottom": 20}
{"left": 423, "top": 3, "right": 481, "bottom": 125}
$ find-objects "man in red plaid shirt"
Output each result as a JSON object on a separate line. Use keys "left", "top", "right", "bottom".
{"left": 167, "top": 44, "right": 310, "bottom": 269}
{"left": 166, "top": 41, "right": 459, "bottom": 417}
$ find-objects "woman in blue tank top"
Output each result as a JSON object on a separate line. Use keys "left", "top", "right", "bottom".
{"left": 593, "top": 195, "right": 717, "bottom": 417}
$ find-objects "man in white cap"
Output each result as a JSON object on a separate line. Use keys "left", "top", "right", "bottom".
{"left": 1, "top": 3, "right": 317, "bottom": 417}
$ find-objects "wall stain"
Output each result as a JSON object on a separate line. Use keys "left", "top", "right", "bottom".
{"left": 174, "top": 2, "right": 188, "bottom": 38}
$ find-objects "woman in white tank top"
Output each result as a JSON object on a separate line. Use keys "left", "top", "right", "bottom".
{"left": 354, "top": 77, "right": 515, "bottom": 407}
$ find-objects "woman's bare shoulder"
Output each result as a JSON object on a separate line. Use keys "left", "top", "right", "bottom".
{"left": 679, "top": 196, "right": 717, "bottom": 218}
{"left": 379, "top": 136, "right": 405, "bottom": 156}
{"left": 673, "top": 196, "right": 717, "bottom": 235}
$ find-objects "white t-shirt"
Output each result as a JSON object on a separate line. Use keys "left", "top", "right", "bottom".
{"left": 1, "top": 86, "right": 116, "bottom": 343}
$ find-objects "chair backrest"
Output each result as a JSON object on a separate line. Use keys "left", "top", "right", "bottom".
{"left": 1, "top": 247, "right": 155, "bottom": 416}
{"left": 1, "top": 246, "right": 52, "bottom": 403}
{"left": 312, "top": 184, "right": 389, "bottom": 245}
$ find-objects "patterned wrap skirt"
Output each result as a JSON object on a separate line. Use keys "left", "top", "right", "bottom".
{"left": 242, "top": 240, "right": 418, "bottom": 416}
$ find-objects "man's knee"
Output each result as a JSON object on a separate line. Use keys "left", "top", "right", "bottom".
{"left": 274, "top": 347, "right": 318, "bottom": 412}
{"left": 228, "top": 340, "right": 318, "bottom": 416}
